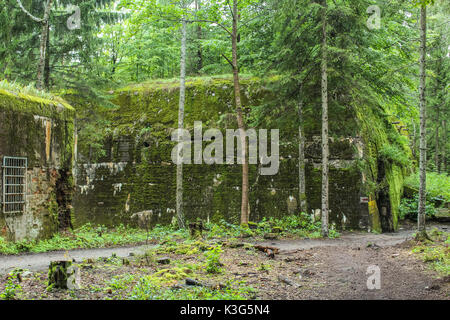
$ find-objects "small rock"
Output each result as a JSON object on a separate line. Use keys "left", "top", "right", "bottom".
{"left": 283, "top": 257, "right": 295, "bottom": 263}
{"left": 21, "top": 271, "right": 33, "bottom": 278}
{"left": 425, "top": 284, "right": 440, "bottom": 291}
{"left": 157, "top": 257, "right": 170, "bottom": 264}
{"left": 186, "top": 278, "right": 203, "bottom": 287}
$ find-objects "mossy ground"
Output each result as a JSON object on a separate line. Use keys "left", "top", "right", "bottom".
{"left": 412, "top": 228, "right": 450, "bottom": 277}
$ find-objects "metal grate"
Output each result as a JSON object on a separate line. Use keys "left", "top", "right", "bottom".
{"left": 2, "top": 157, "right": 27, "bottom": 214}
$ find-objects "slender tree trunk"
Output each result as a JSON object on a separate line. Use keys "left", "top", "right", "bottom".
{"left": 231, "top": 0, "right": 249, "bottom": 225}
{"left": 37, "top": 0, "right": 52, "bottom": 90}
{"left": 435, "top": 105, "right": 440, "bottom": 173}
{"left": 44, "top": 23, "right": 50, "bottom": 89}
{"left": 443, "top": 119, "right": 447, "bottom": 173}
{"left": 320, "top": 0, "right": 329, "bottom": 237}
{"left": 417, "top": 5, "right": 428, "bottom": 236}
{"left": 411, "top": 118, "right": 417, "bottom": 159}
{"left": 176, "top": 19, "right": 187, "bottom": 229}
{"left": 195, "top": 0, "right": 203, "bottom": 74}
{"left": 17, "top": 0, "right": 52, "bottom": 90}
{"left": 298, "top": 84, "right": 307, "bottom": 214}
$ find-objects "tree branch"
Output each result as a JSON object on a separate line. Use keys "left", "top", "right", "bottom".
{"left": 221, "top": 53, "right": 233, "bottom": 68}
{"left": 192, "top": 20, "right": 232, "bottom": 37}
{"left": 16, "top": 0, "right": 43, "bottom": 23}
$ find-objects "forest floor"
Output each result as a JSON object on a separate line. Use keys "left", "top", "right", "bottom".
{"left": 0, "top": 222, "right": 448, "bottom": 300}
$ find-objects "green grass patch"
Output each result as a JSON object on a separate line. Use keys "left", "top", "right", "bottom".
{"left": 0, "top": 223, "right": 179, "bottom": 255}
{"left": 412, "top": 229, "right": 450, "bottom": 276}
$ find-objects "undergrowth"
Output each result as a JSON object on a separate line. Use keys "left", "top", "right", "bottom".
{"left": 0, "top": 213, "right": 339, "bottom": 255}
{"left": 412, "top": 229, "right": 450, "bottom": 276}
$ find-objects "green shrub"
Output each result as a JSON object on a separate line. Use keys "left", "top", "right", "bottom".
{"left": 404, "top": 171, "right": 450, "bottom": 203}
{"left": 0, "top": 270, "right": 23, "bottom": 300}
{"left": 204, "top": 245, "right": 224, "bottom": 274}
{"left": 399, "top": 195, "right": 435, "bottom": 220}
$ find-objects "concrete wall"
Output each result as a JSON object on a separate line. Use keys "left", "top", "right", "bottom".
{"left": 71, "top": 78, "right": 405, "bottom": 232}
{"left": 0, "top": 89, "right": 75, "bottom": 241}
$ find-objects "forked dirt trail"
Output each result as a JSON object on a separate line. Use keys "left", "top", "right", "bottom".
{"left": 252, "top": 223, "right": 449, "bottom": 299}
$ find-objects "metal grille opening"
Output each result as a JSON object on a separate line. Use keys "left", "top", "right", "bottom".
{"left": 2, "top": 156, "right": 27, "bottom": 214}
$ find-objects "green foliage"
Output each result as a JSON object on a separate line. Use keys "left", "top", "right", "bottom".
{"left": 0, "top": 79, "right": 54, "bottom": 100}
{"left": 205, "top": 213, "right": 340, "bottom": 239}
{"left": 379, "top": 144, "right": 410, "bottom": 167}
{"left": 204, "top": 245, "right": 223, "bottom": 274}
{"left": 404, "top": 171, "right": 450, "bottom": 202}
{"left": 129, "top": 276, "right": 254, "bottom": 300}
{"left": 0, "top": 223, "right": 177, "bottom": 255}
{"left": 0, "top": 269, "right": 23, "bottom": 300}
{"left": 412, "top": 230, "right": 449, "bottom": 276}
{"left": 399, "top": 195, "right": 435, "bottom": 220}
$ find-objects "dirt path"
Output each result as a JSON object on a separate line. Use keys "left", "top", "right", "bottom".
{"left": 251, "top": 223, "right": 449, "bottom": 300}
{"left": 0, "top": 245, "right": 154, "bottom": 275}
{"left": 258, "top": 223, "right": 449, "bottom": 251}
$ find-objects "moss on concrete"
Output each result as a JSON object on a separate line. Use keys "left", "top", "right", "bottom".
{"left": 73, "top": 77, "right": 411, "bottom": 233}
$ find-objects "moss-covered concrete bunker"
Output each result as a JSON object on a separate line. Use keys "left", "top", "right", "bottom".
{"left": 0, "top": 89, "right": 76, "bottom": 241}
{"left": 72, "top": 77, "right": 412, "bottom": 233}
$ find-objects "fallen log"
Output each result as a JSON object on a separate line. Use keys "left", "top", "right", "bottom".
{"left": 254, "top": 245, "right": 280, "bottom": 258}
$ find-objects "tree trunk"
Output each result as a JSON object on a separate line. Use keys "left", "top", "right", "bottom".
{"left": 417, "top": 5, "right": 427, "bottom": 236}
{"left": 411, "top": 118, "right": 417, "bottom": 159}
{"left": 48, "top": 261, "right": 80, "bottom": 290}
{"left": 435, "top": 104, "right": 439, "bottom": 173}
{"left": 320, "top": 0, "right": 329, "bottom": 237}
{"left": 176, "top": 19, "right": 187, "bottom": 229}
{"left": 232, "top": 0, "right": 249, "bottom": 226}
{"left": 195, "top": 0, "right": 203, "bottom": 74}
{"left": 443, "top": 119, "right": 447, "bottom": 173}
{"left": 37, "top": 0, "right": 52, "bottom": 90}
{"left": 44, "top": 23, "right": 50, "bottom": 89}
{"left": 298, "top": 84, "right": 307, "bottom": 214}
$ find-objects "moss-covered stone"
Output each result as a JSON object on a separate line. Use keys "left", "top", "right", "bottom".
{"left": 72, "top": 77, "right": 412, "bottom": 233}
{"left": 0, "top": 88, "right": 76, "bottom": 241}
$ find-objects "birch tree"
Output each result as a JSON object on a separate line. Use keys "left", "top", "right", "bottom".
{"left": 176, "top": 17, "right": 187, "bottom": 229}
{"left": 16, "top": 0, "right": 53, "bottom": 90}
{"left": 416, "top": 0, "right": 435, "bottom": 239}
{"left": 320, "top": 0, "right": 329, "bottom": 237}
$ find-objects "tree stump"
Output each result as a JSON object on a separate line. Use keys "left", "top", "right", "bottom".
{"left": 47, "top": 261, "right": 81, "bottom": 290}
{"left": 189, "top": 221, "right": 204, "bottom": 238}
